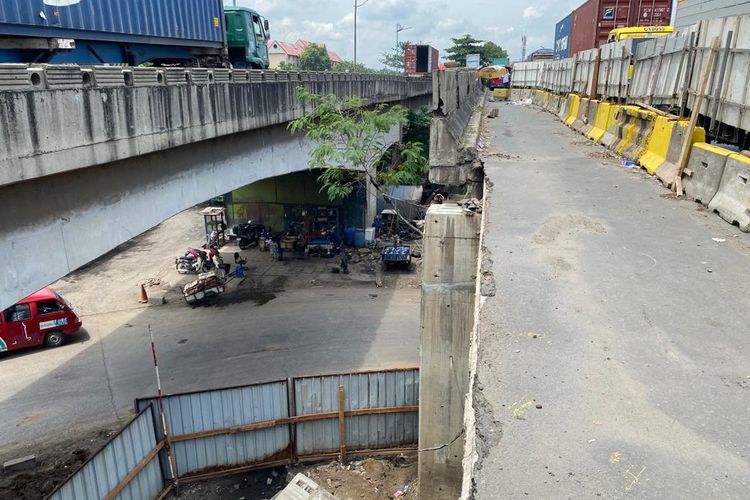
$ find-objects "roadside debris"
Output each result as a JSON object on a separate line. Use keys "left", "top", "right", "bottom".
{"left": 712, "top": 238, "right": 726, "bottom": 243}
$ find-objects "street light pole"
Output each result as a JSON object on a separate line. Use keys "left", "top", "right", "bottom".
{"left": 354, "top": 0, "right": 369, "bottom": 65}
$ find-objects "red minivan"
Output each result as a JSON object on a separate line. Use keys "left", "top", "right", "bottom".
{"left": 0, "top": 288, "right": 82, "bottom": 353}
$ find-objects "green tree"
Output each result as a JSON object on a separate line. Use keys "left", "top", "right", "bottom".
{"left": 445, "top": 35, "right": 508, "bottom": 66}
{"left": 288, "top": 88, "right": 427, "bottom": 231}
{"left": 444, "top": 34, "right": 483, "bottom": 65}
{"left": 481, "top": 41, "right": 508, "bottom": 64}
{"left": 277, "top": 60, "right": 297, "bottom": 70}
{"left": 379, "top": 41, "right": 410, "bottom": 72}
{"left": 298, "top": 44, "right": 332, "bottom": 71}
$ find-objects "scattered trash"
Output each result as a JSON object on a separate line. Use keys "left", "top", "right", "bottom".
{"left": 707, "top": 268, "right": 713, "bottom": 273}
{"left": 393, "top": 491, "right": 404, "bottom": 498}
{"left": 457, "top": 198, "right": 483, "bottom": 213}
{"left": 712, "top": 238, "right": 726, "bottom": 243}
{"left": 515, "top": 349, "right": 521, "bottom": 353}
{"left": 588, "top": 439, "right": 597, "bottom": 444}
{"left": 266, "top": 477, "right": 273, "bottom": 485}
{"left": 487, "top": 108, "right": 499, "bottom": 118}
{"left": 622, "top": 160, "right": 635, "bottom": 168}
{"left": 535, "top": 404, "right": 543, "bottom": 409}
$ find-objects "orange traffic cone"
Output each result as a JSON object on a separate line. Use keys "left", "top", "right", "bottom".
{"left": 138, "top": 284, "right": 149, "bottom": 304}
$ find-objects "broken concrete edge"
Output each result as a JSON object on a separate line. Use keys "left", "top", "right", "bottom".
{"left": 429, "top": 91, "right": 488, "bottom": 198}
{"left": 2, "top": 454, "right": 36, "bottom": 473}
{"left": 459, "top": 174, "right": 491, "bottom": 500}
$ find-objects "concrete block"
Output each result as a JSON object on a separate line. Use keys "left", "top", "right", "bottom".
{"left": 601, "top": 105, "right": 638, "bottom": 150}
{"left": 621, "top": 109, "right": 656, "bottom": 161}
{"left": 44, "top": 65, "right": 83, "bottom": 88}
{"left": 557, "top": 94, "right": 571, "bottom": 121}
{"left": 164, "top": 68, "right": 189, "bottom": 85}
{"left": 654, "top": 123, "right": 707, "bottom": 187}
{"left": 683, "top": 143, "right": 733, "bottom": 205}
{"left": 188, "top": 68, "right": 210, "bottom": 85}
{"left": 89, "top": 66, "right": 125, "bottom": 88}
{"left": 131, "top": 67, "right": 164, "bottom": 86}
{"left": 3, "top": 455, "right": 36, "bottom": 473}
{"left": 571, "top": 97, "right": 590, "bottom": 132}
{"left": 564, "top": 94, "right": 580, "bottom": 126}
{"left": 581, "top": 99, "right": 599, "bottom": 135}
{"left": 212, "top": 69, "right": 232, "bottom": 83}
{"left": 0, "top": 64, "right": 31, "bottom": 89}
{"left": 708, "top": 153, "right": 750, "bottom": 230}
{"left": 587, "top": 101, "right": 611, "bottom": 143}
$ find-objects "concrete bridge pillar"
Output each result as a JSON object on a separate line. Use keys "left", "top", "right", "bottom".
{"left": 419, "top": 203, "right": 481, "bottom": 498}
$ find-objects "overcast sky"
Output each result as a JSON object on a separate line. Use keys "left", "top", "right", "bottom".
{"left": 237, "top": 0, "right": 585, "bottom": 67}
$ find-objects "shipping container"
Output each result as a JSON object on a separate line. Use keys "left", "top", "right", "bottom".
{"left": 554, "top": 14, "right": 573, "bottom": 60}
{"left": 675, "top": 0, "right": 750, "bottom": 29}
{"left": 568, "top": 0, "right": 673, "bottom": 56}
{"left": 0, "top": 0, "right": 226, "bottom": 64}
{"left": 405, "top": 44, "right": 438, "bottom": 75}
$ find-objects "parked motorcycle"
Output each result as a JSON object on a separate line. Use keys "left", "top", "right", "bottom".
{"left": 233, "top": 220, "right": 265, "bottom": 250}
{"left": 175, "top": 248, "right": 214, "bottom": 274}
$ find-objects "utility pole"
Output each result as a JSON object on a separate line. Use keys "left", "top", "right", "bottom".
{"left": 353, "top": 0, "right": 369, "bottom": 65}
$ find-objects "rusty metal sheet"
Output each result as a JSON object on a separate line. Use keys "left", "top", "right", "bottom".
{"left": 293, "top": 369, "right": 419, "bottom": 456}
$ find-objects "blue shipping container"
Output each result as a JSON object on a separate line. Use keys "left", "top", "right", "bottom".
{"left": 554, "top": 14, "right": 572, "bottom": 60}
{"left": 0, "top": 0, "right": 224, "bottom": 47}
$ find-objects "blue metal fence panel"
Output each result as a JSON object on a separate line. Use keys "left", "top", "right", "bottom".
{"left": 49, "top": 405, "right": 163, "bottom": 500}
{"left": 294, "top": 369, "right": 419, "bottom": 455}
{"left": 0, "top": 0, "right": 224, "bottom": 46}
{"left": 137, "top": 381, "right": 290, "bottom": 477}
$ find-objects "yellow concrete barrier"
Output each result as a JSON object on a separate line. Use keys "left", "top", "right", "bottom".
{"left": 580, "top": 99, "right": 599, "bottom": 136}
{"left": 564, "top": 94, "right": 580, "bottom": 126}
{"left": 557, "top": 94, "right": 571, "bottom": 121}
{"left": 651, "top": 121, "right": 707, "bottom": 186}
{"left": 620, "top": 108, "right": 657, "bottom": 161}
{"left": 602, "top": 105, "right": 639, "bottom": 151}
{"left": 587, "top": 101, "right": 611, "bottom": 143}
{"left": 571, "top": 97, "right": 590, "bottom": 132}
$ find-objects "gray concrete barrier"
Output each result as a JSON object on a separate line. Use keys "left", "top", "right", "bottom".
{"left": 571, "top": 97, "right": 590, "bottom": 132}
{"left": 683, "top": 143, "right": 733, "bottom": 205}
{"left": 708, "top": 153, "right": 750, "bottom": 231}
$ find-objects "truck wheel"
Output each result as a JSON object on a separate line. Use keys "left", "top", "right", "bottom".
{"left": 45, "top": 331, "right": 64, "bottom": 348}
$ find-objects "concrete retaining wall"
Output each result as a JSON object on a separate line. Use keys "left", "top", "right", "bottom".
{"left": 0, "top": 66, "right": 431, "bottom": 187}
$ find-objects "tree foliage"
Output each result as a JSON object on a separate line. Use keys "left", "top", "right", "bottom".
{"left": 445, "top": 34, "right": 508, "bottom": 66}
{"left": 298, "top": 44, "right": 332, "bottom": 71}
{"left": 288, "top": 88, "right": 428, "bottom": 204}
{"left": 379, "top": 40, "right": 410, "bottom": 71}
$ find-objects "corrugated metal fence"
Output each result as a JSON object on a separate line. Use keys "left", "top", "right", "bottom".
{"left": 511, "top": 13, "right": 750, "bottom": 139}
{"left": 48, "top": 405, "right": 164, "bottom": 500}
{"left": 47, "top": 368, "right": 419, "bottom": 499}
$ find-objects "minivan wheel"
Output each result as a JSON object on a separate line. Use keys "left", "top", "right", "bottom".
{"left": 45, "top": 331, "right": 64, "bottom": 348}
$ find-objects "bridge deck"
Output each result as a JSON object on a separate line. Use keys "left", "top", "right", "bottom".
{"left": 472, "top": 102, "right": 750, "bottom": 498}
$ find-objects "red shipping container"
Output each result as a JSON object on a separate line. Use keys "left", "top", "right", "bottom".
{"left": 405, "top": 44, "right": 438, "bottom": 75}
{"left": 568, "top": 0, "right": 672, "bottom": 56}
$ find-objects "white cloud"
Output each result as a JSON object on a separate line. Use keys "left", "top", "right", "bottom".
{"left": 252, "top": 0, "right": 571, "bottom": 66}
{"left": 523, "top": 6, "right": 544, "bottom": 19}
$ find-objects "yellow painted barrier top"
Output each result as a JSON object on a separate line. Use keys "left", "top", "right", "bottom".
{"left": 728, "top": 152, "right": 750, "bottom": 165}
{"left": 694, "top": 143, "right": 734, "bottom": 157}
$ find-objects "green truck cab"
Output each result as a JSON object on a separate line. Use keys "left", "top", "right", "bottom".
{"left": 224, "top": 6, "right": 270, "bottom": 69}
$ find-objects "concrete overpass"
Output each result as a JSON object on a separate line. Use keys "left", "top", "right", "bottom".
{"left": 0, "top": 65, "right": 431, "bottom": 308}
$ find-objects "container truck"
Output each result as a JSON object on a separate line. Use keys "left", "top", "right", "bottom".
{"left": 556, "top": 0, "right": 673, "bottom": 57}
{"left": 0, "top": 0, "right": 271, "bottom": 67}
{"left": 405, "top": 44, "right": 438, "bottom": 75}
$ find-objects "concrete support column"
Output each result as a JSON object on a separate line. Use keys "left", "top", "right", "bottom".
{"left": 365, "top": 166, "right": 378, "bottom": 228}
{"left": 419, "top": 203, "right": 480, "bottom": 499}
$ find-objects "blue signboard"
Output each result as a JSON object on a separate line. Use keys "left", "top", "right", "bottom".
{"left": 603, "top": 7, "right": 615, "bottom": 20}
{"left": 554, "top": 14, "right": 572, "bottom": 60}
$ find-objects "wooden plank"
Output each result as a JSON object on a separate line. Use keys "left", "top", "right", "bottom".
{"left": 104, "top": 441, "right": 164, "bottom": 500}
{"left": 169, "top": 406, "right": 420, "bottom": 443}
{"left": 633, "top": 101, "right": 679, "bottom": 120}
{"left": 675, "top": 36, "right": 721, "bottom": 195}
{"left": 338, "top": 385, "right": 347, "bottom": 462}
